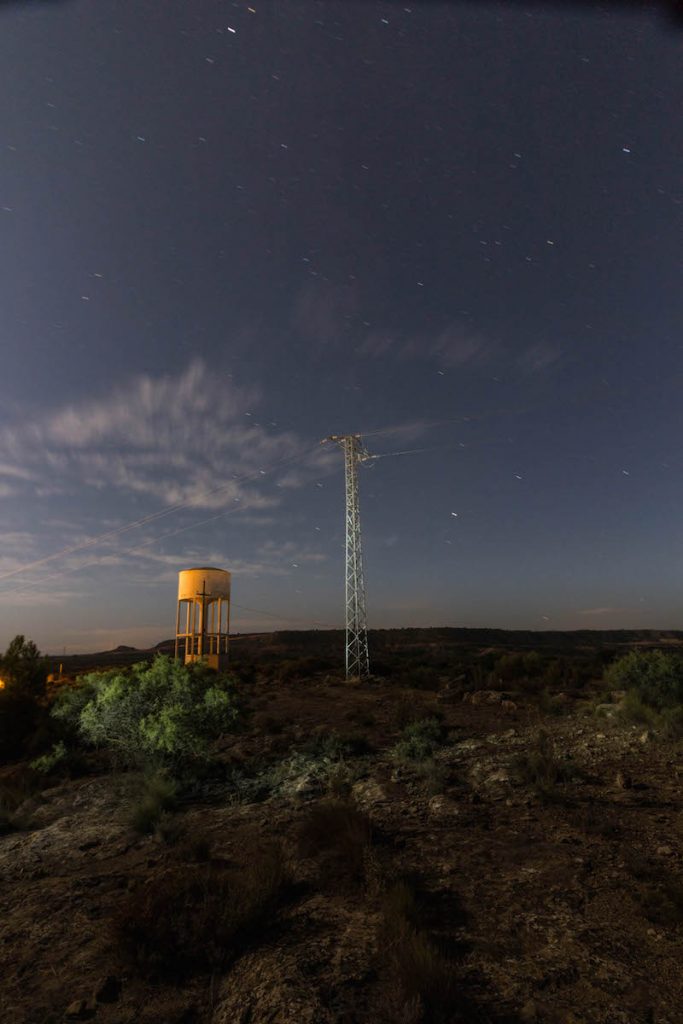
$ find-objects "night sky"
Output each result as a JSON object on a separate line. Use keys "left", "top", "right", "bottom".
{"left": 0, "top": 0, "right": 681, "bottom": 651}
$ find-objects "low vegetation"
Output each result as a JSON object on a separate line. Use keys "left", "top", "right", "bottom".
{"left": 116, "top": 840, "right": 287, "bottom": 977}
{"left": 606, "top": 650, "right": 683, "bottom": 740}
{"left": 392, "top": 716, "right": 446, "bottom": 762}
{"left": 514, "top": 728, "right": 578, "bottom": 800}
{"left": 129, "top": 770, "right": 177, "bottom": 835}
{"left": 5, "top": 630, "right": 683, "bottom": 1022}
{"left": 298, "top": 797, "right": 373, "bottom": 885}
{"left": 380, "top": 879, "right": 464, "bottom": 1024}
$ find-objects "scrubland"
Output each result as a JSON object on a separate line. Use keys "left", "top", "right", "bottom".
{"left": 1, "top": 632, "right": 683, "bottom": 1024}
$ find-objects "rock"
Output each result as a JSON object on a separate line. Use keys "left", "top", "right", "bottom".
{"left": 501, "top": 700, "right": 518, "bottom": 712}
{"left": 640, "top": 730, "right": 651, "bottom": 744}
{"left": 453, "top": 738, "right": 482, "bottom": 752}
{"left": 428, "top": 794, "right": 459, "bottom": 815}
{"left": 351, "top": 778, "right": 387, "bottom": 808}
{"left": 615, "top": 771, "right": 632, "bottom": 790}
{"left": 656, "top": 844, "right": 674, "bottom": 857}
{"left": 212, "top": 946, "right": 335, "bottom": 1024}
{"left": 469, "top": 690, "right": 504, "bottom": 705}
{"left": 93, "top": 975, "right": 121, "bottom": 1004}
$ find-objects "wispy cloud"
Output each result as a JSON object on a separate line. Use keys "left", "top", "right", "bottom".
{"left": 0, "top": 360, "right": 320, "bottom": 510}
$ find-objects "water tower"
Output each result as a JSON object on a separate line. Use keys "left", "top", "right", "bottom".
{"left": 174, "top": 567, "right": 231, "bottom": 670}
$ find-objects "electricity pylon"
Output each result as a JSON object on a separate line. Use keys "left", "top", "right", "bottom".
{"left": 323, "top": 434, "right": 371, "bottom": 679}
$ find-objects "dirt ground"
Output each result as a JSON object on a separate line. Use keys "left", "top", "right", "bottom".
{"left": 2, "top": 671, "right": 682, "bottom": 1024}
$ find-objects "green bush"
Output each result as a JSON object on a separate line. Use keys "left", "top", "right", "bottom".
{"left": 30, "top": 740, "right": 68, "bottom": 775}
{"left": 393, "top": 717, "right": 445, "bottom": 762}
{"left": 301, "top": 729, "right": 373, "bottom": 764}
{"left": 605, "top": 650, "right": 683, "bottom": 711}
{"left": 620, "top": 690, "right": 660, "bottom": 726}
{"left": 52, "top": 656, "right": 238, "bottom": 769}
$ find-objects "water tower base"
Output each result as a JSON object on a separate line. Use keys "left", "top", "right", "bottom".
{"left": 184, "top": 653, "right": 230, "bottom": 672}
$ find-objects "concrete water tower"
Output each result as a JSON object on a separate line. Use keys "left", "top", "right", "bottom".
{"left": 174, "top": 567, "right": 231, "bottom": 670}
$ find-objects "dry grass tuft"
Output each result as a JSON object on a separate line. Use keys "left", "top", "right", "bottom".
{"left": 115, "top": 840, "right": 286, "bottom": 977}
{"left": 298, "top": 798, "right": 373, "bottom": 885}
{"left": 379, "top": 879, "right": 466, "bottom": 1024}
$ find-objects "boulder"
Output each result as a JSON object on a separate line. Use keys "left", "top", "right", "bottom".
{"left": 351, "top": 778, "right": 388, "bottom": 808}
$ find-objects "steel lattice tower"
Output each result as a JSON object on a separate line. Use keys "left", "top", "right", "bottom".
{"left": 325, "top": 434, "right": 371, "bottom": 679}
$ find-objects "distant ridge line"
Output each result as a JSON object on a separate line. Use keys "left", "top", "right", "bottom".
{"left": 47, "top": 626, "right": 683, "bottom": 660}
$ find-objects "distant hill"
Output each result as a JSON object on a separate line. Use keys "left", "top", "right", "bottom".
{"left": 45, "top": 626, "right": 683, "bottom": 676}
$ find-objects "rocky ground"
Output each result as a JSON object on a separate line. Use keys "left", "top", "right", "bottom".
{"left": 1, "top": 675, "right": 682, "bottom": 1024}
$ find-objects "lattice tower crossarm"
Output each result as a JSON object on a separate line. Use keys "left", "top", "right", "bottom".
{"left": 325, "top": 434, "right": 371, "bottom": 679}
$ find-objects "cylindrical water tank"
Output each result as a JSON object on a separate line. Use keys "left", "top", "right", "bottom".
{"left": 177, "top": 567, "right": 231, "bottom": 601}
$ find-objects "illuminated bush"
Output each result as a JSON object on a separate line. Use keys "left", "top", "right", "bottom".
{"left": 52, "top": 656, "right": 238, "bottom": 768}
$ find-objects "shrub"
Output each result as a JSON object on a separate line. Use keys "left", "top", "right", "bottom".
{"left": 514, "top": 729, "right": 576, "bottom": 800}
{"left": 393, "top": 718, "right": 445, "bottom": 763}
{"left": 0, "top": 769, "right": 38, "bottom": 834}
{"left": 659, "top": 705, "right": 683, "bottom": 741}
{"left": 53, "top": 656, "right": 239, "bottom": 769}
{"left": 537, "top": 688, "right": 567, "bottom": 716}
{"left": 116, "top": 841, "right": 286, "bottom": 976}
{"left": 605, "top": 650, "right": 683, "bottom": 711}
{"left": 620, "top": 690, "right": 660, "bottom": 726}
{"left": 298, "top": 799, "right": 372, "bottom": 884}
{"left": 416, "top": 759, "right": 450, "bottom": 796}
{"left": 304, "top": 728, "right": 372, "bottom": 760}
{"left": 130, "top": 771, "right": 177, "bottom": 834}
{"left": 494, "top": 652, "right": 526, "bottom": 682}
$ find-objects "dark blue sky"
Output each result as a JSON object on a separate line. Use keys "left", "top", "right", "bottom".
{"left": 0, "top": 0, "right": 681, "bottom": 651}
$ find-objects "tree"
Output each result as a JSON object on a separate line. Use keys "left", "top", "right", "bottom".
{"left": 1, "top": 635, "right": 47, "bottom": 700}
